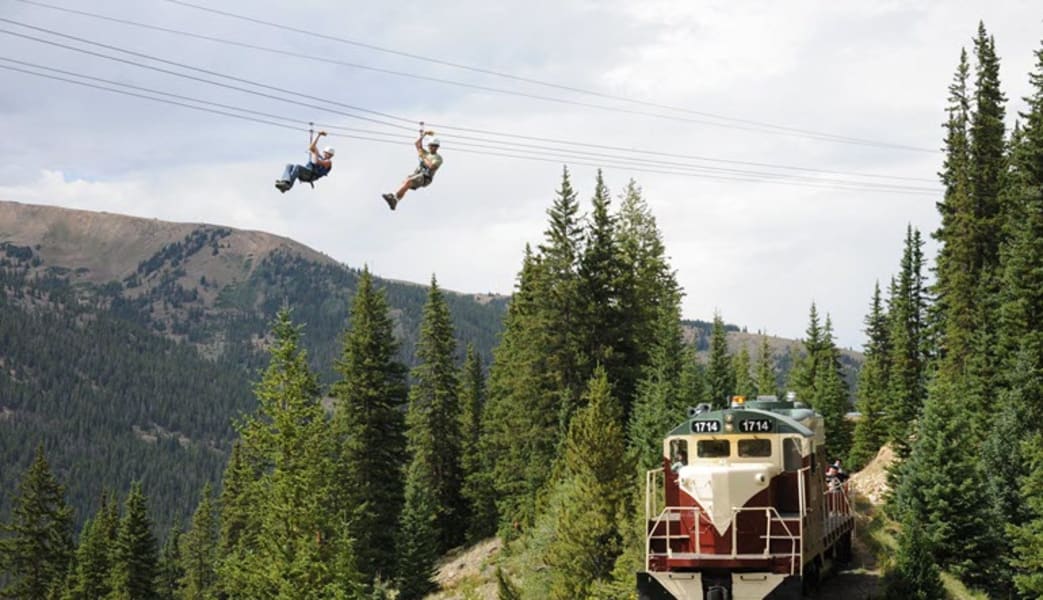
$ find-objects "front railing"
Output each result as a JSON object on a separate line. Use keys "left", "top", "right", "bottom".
{"left": 644, "top": 467, "right": 811, "bottom": 576}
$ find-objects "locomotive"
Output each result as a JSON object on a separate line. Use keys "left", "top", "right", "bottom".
{"left": 637, "top": 395, "right": 854, "bottom": 600}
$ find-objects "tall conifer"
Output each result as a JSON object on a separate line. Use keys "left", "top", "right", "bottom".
{"left": 0, "top": 446, "right": 74, "bottom": 600}
{"left": 754, "top": 334, "right": 778, "bottom": 398}
{"left": 108, "top": 482, "right": 158, "bottom": 600}
{"left": 849, "top": 282, "right": 891, "bottom": 469}
{"left": 706, "top": 312, "right": 733, "bottom": 407}
{"left": 330, "top": 268, "right": 407, "bottom": 582}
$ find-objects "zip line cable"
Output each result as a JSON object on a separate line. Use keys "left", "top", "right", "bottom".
{"left": 0, "top": 18, "right": 936, "bottom": 186}
{"left": 9, "top": 0, "right": 931, "bottom": 151}
{"left": 0, "top": 25, "right": 416, "bottom": 131}
{"left": 0, "top": 18, "right": 417, "bottom": 129}
{"left": 0, "top": 53, "right": 935, "bottom": 192}
{"left": 158, "top": 0, "right": 937, "bottom": 153}
{"left": 1, "top": 61, "right": 936, "bottom": 196}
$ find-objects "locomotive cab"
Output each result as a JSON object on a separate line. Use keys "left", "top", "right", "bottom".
{"left": 638, "top": 396, "right": 854, "bottom": 600}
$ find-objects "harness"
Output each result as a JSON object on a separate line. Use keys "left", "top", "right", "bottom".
{"left": 298, "top": 161, "right": 332, "bottom": 187}
{"left": 414, "top": 152, "right": 440, "bottom": 184}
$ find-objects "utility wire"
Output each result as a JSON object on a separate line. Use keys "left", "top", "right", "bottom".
{"left": 0, "top": 18, "right": 416, "bottom": 129}
{"left": 0, "top": 25, "right": 415, "bottom": 131}
{"left": 0, "top": 16, "right": 936, "bottom": 186}
{"left": 10, "top": 0, "right": 928, "bottom": 150}
{"left": 1, "top": 53, "right": 934, "bottom": 192}
{"left": 159, "top": 0, "right": 937, "bottom": 153}
{"left": 2, "top": 62, "right": 936, "bottom": 196}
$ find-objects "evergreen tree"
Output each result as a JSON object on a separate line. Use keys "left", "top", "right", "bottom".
{"left": 481, "top": 247, "right": 559, "bottom": 534}
{"left": 705, "top": 312, "right": 734, "bottom": 407}
{"left": 628, "top": 302, "right": 688, "bottom": 474}
{"left": 402, "top": 276, "right": 464, "bottom": 554}
{"left": 849, "top": 282, "right": 891, "bottom": 469}
{"left": 63, "top": 493, "right": 118, "bottom": 600}
{"left": 542, "top": 367, "right": 630, "bottom": 600}
{"left": 0, "top": 445, "right": 74, "bottom": 600}
{"left": 891, "top": 379, "right": 996, "bottom": 586}
{"left": 156, "top": 520, "right": 183, "bottom": 600}
{"left": 614, "top": 179, "right": 681, "bottom": 421}
{"left": 1011, "top": 433, "right": 1043, "bottom": 596}
{"left": 459, "top": 344, "right": 496, "bottom": 542}
{"left": 754, "top": 333, "right": 778, "bottom": 397}
{"left": 812, "top": 316, "right": 852, "bottom": 461}
{"left": 882, "top": 518, "right": 946, "bottom": 600}
{"left": 108, "top": 482, "right": 159, "bottom": 600}
{"left": 788, "top": 303, "right": 824, "bottom": 403}
{"left": 330, "top": 268, "right": 407, "bottom": 583}
{"left": 218, "top": 310, "right": 361, "bottom": 598}
{"left": 885, "top": 228, "right": 928, "bottom": 454}
{"left": 731, "top": 344, "right": 755, "bottom": 399}
{"left": 394, "top": 461, "right": 439, "bottom": 600}
{"left": 537, "top": 167, "right": 587, "bottom": 433}
{"left": 577, "top": 172, "right": 626, "bottom": 417}
{"left": 216, "top": 441, "right": 252, "bottom": 559}
{"left": 177, "top": 484, "right": 217, "bottom": 600}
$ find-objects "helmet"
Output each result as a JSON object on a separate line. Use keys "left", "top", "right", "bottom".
{"left": 428, "top": 137, "right": 441, "bottom": 147}
{"left": 323, "top": 146, "right": 335, "bottom": 156}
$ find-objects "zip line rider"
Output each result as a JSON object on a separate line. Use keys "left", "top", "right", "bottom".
{"left": 382, "top": 128, "right": 442, "bottom": 210}
{"left": 275, "top": 130, "right": 334, "bottom": 193}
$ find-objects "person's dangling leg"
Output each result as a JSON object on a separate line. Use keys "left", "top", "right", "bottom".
{"left": 276, "top": 164, "right": 301, "bottom": 192}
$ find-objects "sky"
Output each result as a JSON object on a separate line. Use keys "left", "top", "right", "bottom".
{"left": 0, "top": 0, "right": 1040, "bottom": 348}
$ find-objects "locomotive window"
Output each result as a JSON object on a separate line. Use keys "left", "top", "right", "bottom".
{"left": 783, "top": 438, "right": 802, "bottom": 472}
{"left": 738, "top": 439, "right": 772, "bottom": 457}
{"left": 697, "top": 440, "right": 730, "bottom": 458}
{"left": 669, "top": 439, "right": 688, "bottom": 472}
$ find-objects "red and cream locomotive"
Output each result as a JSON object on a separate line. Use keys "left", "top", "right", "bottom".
{"left": 637, "top": 395, "right": 854, "bottom": 600}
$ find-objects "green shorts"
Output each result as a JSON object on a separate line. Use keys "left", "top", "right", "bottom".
{"left": 407, "top": 171, "right": 432, "bottom": 190}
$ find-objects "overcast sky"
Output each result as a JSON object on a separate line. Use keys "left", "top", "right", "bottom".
{"left": 1, "top": 0, "right": 1040, "bottom": 348}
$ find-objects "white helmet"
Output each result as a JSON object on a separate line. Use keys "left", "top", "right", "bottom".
{"left": 428, "top": 137, "right": 441, "bottom": 147}
{"left": 323, "top": 146, "right": 335, "bottom": 156}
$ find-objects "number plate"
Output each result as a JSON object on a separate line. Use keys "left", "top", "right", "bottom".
{"left": 739, "top": 419, "right": 773, "bottom": 433}
{"left": 691, "top": 420, "right": 721, "bottom": 433}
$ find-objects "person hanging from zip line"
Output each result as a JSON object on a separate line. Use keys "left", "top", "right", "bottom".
{"left": 382, "top": 128, "right": 442, "bottom": 210}
{"left": 275, "top": 130, "right": 334, "bottom": 193}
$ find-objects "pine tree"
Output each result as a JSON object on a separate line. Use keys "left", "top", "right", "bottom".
{"left": 731, "top": 344, "right": 755, "bottom": 399}
{"left": 108, "top": 482, "right": 159, "bottom": 600}
{"left": 156, "top": 519, "right": 183, "bottom": 600}
{"left": 754, "top": 333, "right": 778, "bottom": 397}
{"left": 705, "top": 312, "right": 734, "bottom": 407}
{"left": 628, "top": 302, "right": 688, "bottom": 474}
{"left": 481, "top": 247, "right": 559, "bottom": 534}
{"left": 330, "top": 268, "right": 407, "bottom": 582}
{"left": 394, "top": 461, "right": 439, "bottom": 600}
{"left": 177, "top": 484, "right": 217, "bottom": 600}
{"left": 0, "top": 445, "right": 74, "bottom": 600}
{"left": 537, "top": 167, "right": 587, "bottom": 433}
{"left": 63, "top": 492, "right": 118, "bottom": 600}
{"left": 891, "top": 379, "right": 997, "bottom": 586}
{"left": 216, "top": 441, "right": 253, "bottom": 559}
{"left": 788, "top": 303, "right": 824, "bottom": 403}
{"left": 882, "top": 517, "right": 946, "bottom": 600}
{"left": 218, "top": 310, "right": 361, "bottom": 598}
{"left": 542, "top": 367, "right": 631, "bottom": 600}
{"left": 459, "top": 343, "right": 495, "bottom": 542}
{"left": 1011, "top": 433, "right": 1043, "bottom": 596}
{"left": 402, "top": 276, "right": 464, "bottom": 554}
{"left": 849, "top": 282, "right": 891, "bottom": 469}
{"left": 885, "top": 228, "right": 928, "bottom": 454}
{"left": 812, "top": 316, "right": 852, "bottom": 461}
{"left": 577, "top": 172, "right": 626, "bottom": 418}
{"left": 614, "top": 179, "right": 681, "bottom": 421}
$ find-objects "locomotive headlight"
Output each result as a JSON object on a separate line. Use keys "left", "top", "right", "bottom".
{"left": 725, "top": 414, "right": 734, "bottom": 424}
{"left": 725, "top": 423, "right": 734, "bottom": 432}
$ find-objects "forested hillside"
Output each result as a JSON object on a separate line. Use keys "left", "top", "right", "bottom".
{"left": 0, "top": 204, "right": 508, "bottom": 532}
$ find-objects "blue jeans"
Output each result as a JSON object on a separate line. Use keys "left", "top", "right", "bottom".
{"left": 279, "top": 164, "right": 315, "bottom": 190}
